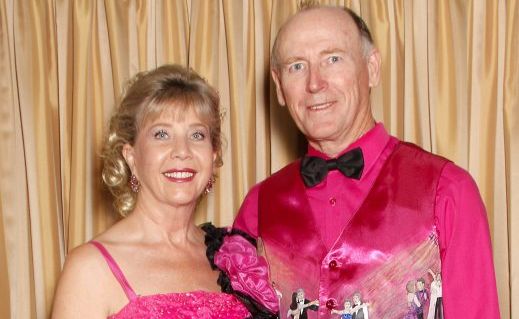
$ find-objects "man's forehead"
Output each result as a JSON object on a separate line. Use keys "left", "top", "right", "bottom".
{"left": 276, "top": 10, "right": 357, "bottom": 58}
{"left": 282, "top": 7, "right": 353, "bottom": 32}
{"left": 277, "top": 8, "right": 357, "bottom": 47}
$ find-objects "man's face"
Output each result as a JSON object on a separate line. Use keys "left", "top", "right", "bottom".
{"left": 296, "top": 290, "right": 305, "bottom": 302}
{"left": 272, "top": 8, "right": 380, "bottom": 154}
{"left": 417, "top": 281, "right": 425, "bottom": 291}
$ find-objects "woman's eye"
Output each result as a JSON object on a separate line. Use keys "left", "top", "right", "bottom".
{"left": 192, "top": 131, "right": 206, "bottom": 140}
{"left": 154, "top": 129, "right": 168, "bottom": 139}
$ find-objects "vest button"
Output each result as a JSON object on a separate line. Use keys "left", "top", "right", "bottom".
{"left": 325, "top": 298, "right": 337, "bottom": 309}
{"left": 328, "top": 259, "right": 338, "bottom": 269}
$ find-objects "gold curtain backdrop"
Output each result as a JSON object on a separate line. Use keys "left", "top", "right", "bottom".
{"left": 0, "top": 0, "right": 517, "bottom": 317}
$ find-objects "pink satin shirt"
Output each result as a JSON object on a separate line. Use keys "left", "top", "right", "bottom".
{"left": 234, "top": 123, "right": 500, "bottom": 318}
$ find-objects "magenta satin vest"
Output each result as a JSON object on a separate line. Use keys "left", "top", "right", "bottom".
{"left": 258, "top": 142, "right": 449, "bottom": 319}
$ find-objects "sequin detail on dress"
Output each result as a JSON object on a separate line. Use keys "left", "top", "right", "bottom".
{"left": 109, "top": 291, "right": 250, "bottom": 319}
{"left": 90, "top": 241, "right": 250, "bottom": 319}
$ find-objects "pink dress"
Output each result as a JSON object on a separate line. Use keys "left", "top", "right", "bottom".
{"left": 90, "top": 241, "right": 251, "bottom": 319}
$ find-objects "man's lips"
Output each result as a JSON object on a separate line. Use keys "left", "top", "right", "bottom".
{"left": 306, "top": 101, "right": 335, "bottom": 111}
{"left": 162, "top": 168, "right": 196, "bottom": 182}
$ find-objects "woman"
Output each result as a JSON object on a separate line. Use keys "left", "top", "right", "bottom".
{"left": 330, "top": 299, "right": 353, "bottom": 319}
{"left": 52, "top": 65, "right": 278, "bottom": 318}
{"left": 404, "top": 280, "right": 421, "bottom": 319}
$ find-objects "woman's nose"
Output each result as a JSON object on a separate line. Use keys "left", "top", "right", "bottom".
{"left": 170, "top": 138, "right": 192, "bottom": 160}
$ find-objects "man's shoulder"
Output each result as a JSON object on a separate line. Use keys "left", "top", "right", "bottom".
{"left": 438, "top": 161, "right": 479, "bottom": 190}
{"left": 397, "top": 140, "right": 448, "bottom": 161}
{"left": 395, "top": 140, "right": 479, "bottom": 191}
{"left": 394, "top": 141, "right": 451, "bottom": 169}
{"left": 263, "top": 159, "right": 301, "bottom": 182}
{"left": 239, "top": 159, "right": 302, "bottom": 210}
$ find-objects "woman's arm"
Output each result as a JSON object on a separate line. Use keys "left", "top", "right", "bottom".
{"left": 331, "top": 308, "right": 346, "bottom": 315}
{"left": 413, "top": 295, "right": 421, "bottom": 307}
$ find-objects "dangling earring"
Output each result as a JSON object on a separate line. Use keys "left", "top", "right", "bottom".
{"left": 204, "top": 176, "right": 216, "bottom": 194}
{"left": 130, "top": 174, "right": 140, "bottom": 193}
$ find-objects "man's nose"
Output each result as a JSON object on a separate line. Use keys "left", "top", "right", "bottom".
{"left": 307, "top": 65, "right": 327, "bottom": 93}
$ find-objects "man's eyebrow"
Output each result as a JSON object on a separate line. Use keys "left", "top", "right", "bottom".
{"left": 320, "top": 48, "right": 346, "bottom": 55}
{"left": 281, "top": 56, "right": 306, "bottom": 65}
{"left": 281, "top": 48, "right": 347, "bottom": 65}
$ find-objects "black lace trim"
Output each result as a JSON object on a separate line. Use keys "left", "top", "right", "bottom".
{"left": 201, "top": 222, "right": 279, "bottom": 319}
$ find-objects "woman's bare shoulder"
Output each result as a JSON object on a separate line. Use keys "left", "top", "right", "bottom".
{"left": 63, "top": 241, "right": 108, "bottom": 274}
{"left": 52, "top": 242, "right": 112, "bottom": 318}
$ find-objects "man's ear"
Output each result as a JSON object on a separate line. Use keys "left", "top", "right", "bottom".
{"left": 122, "top": 143, "right": 137, "bottom": 177}
{"left": 271, "top": 68, "right": 287, "bottom": 106}
{"left": 366, "top": 48, "right": 381, "bottom": 88}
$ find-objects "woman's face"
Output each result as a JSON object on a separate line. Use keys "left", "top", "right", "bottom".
{"left": 124, "top": 104, "right": 215, "bottom": 210}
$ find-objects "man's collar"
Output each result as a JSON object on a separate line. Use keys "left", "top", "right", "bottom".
{"left": 306, "top": 123, "right": 390, "bottom": 178}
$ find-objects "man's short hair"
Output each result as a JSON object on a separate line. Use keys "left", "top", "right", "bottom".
{"left": 298, "top": 1, "right": 373, "bottom": 44}
{"left": 271, "top": 2, "right": 375, "bottom": 69}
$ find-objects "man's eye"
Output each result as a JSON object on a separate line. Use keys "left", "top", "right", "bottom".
{"left": 328, "top": 56, "right": 341, "bottom": 63}
{"left": 289, "top": 63, "right": 305, "bottom": 72}
{"left": 192, "top": 131, "right": 205, "bottom": 140}
{"left": 154, "top": 129, "right": 168, "bottom": 139}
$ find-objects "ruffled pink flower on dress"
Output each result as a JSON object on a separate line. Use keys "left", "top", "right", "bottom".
{"left": 214, "top": 235, "right": 280, "bottom": 313}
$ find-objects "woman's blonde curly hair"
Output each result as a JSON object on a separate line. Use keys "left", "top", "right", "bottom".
{"left": 102, "top": 64, "right": 222, "bottom": 216}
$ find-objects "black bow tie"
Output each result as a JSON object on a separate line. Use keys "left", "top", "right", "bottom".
{"left": 300, "top": 147, "right": 364, "bottom": 187}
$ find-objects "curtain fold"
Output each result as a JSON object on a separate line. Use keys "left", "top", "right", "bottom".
{"left": 504, "top": 1, "right": 519, "bottom": 318}
{"left": 0, "top": 1, "right": 13, "bottom": 316}
{"left": 0, "top": 0, "right": 516, "bottom": 317}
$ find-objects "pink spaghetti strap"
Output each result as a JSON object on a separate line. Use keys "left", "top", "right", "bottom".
{"left": 90, "top": 241, "right": 138, "bottom": 301}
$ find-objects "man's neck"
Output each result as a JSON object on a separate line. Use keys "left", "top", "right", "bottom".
{"left": 309, "top": 119, "right": 375, "bottom": 157}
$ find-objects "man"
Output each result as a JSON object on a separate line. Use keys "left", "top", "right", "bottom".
{"left": 234, "top": 4, "right": 500, "bottom": 319}
{"left": 351, "top": 293, "right": 368, "bottom": 319}
{"left": 415, "top": 278, "right": 428, "bottom": 319}
{"left": 287, "top": 289, "right": 319, "bottom": 319}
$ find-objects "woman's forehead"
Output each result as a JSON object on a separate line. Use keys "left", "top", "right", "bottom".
{"left": 139, "top": 99, "right": 210, "bottom": 128}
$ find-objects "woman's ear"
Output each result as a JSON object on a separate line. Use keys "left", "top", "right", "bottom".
{"left": 122, "top": 143, "right": 137, "bottom": 177}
